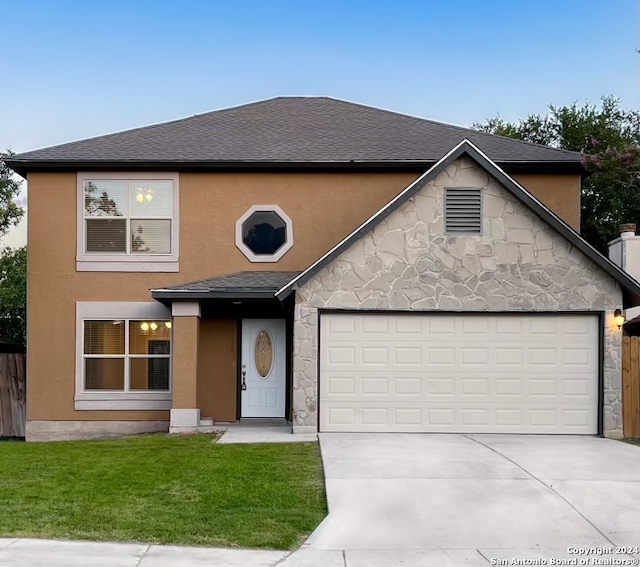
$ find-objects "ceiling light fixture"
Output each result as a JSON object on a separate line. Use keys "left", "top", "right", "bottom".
{"left": 135, "top": 188, "right": 154, "bottom": 203}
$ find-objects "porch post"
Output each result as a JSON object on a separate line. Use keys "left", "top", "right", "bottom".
{"left": 170, "top": 302, "right": 201, "bottom": 432}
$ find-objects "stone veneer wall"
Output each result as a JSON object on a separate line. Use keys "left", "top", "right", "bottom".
{"left": 292, "top": 156, "right": 623, "bottom": 436}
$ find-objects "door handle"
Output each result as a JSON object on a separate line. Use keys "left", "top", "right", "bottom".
{"left": 241, "top": 367, "right": 247, "bottom": 391}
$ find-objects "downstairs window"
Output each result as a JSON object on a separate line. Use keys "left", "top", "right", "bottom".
{"left": 83, "top": 319, "right": 172, "bottom": 392}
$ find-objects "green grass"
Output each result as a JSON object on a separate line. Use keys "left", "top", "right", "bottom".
{"left": 0, "top": 434, "right": 327, "bottom": 549}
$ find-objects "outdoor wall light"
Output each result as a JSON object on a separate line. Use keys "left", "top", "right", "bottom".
{"left": 165, "top": 321, "right": 172, "bottom": 329}
{"left": 140, "top": 322, "right": 150, "bottom": 331}
{"left": 614, "top": 309, "right": 625, "bottom": 328}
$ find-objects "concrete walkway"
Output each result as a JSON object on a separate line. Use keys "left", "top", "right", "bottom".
{"left": 217, "top": 422, "right": 317, "bottom": 444}
{"left": 0, "top": 538, "right": 346, "bottom": 567}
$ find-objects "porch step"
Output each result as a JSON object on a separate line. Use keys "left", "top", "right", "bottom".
{"left": 199, "top": 417, "right": 214, "bottom": 426}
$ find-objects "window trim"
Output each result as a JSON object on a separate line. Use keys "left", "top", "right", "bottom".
{"left": 235, "top": 204, "right": 294, "bottom": 262}
{"left": 75, "top": 302, "right": 172, "bottom": 410}
{"left": 76, "top": 172, "right": 180, "bottom": 272}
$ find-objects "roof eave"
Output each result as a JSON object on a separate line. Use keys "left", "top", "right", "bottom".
{"left": 151, "top": 289, "right": 278, "bottom": 300}
{"left": 5, "top": 158, "right": 585, "bottom": 178}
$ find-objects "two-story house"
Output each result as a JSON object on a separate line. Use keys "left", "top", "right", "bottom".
{"left": 7, "top": 97, "right": 640, "bottom": 441}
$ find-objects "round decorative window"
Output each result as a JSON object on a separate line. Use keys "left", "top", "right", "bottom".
{"left": 255, "top": 330, "right": 274, "bottom": 378}
{"left": 235, "top": 205, "right": 294, "bottom": 262}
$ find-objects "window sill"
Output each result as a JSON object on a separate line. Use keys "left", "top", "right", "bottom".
{"left": 75, "top": 394, "right": 172, "bottom": 411}
{"left": 76, "top": 260, "right": 179, "bottom": 272}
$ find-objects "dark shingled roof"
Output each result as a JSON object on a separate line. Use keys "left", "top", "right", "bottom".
{"left": 151, "top": 271, "right": 301, "bottom": 300}
{"left": 7, "top": 97, "right": 582, "bottom": 174}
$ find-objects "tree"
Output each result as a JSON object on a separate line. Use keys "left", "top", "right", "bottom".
{"left": 0, "top": 246, "right": 26, "bottom": 344}
{"left": 0, "top": 152, "right": 24, "bottom": 237}
{"left": 473, "top": 96, "right": 640, "bottom": 253}
{"left": 0, "top": 153, "right": 26, "bottom": 344}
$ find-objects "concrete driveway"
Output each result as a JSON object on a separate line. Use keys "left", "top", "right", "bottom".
{"left": 304, "top": 434, "right": 640, "bottom": 566}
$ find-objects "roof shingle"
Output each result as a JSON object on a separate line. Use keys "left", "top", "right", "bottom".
{"left": 153, "top": 271, "right": 301, "bottom": 296}
{"left": 7, "top": 97, "right": 581, "bottom": 172}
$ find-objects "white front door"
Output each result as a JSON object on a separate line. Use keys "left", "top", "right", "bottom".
{"left": 241, "top": 319, "right": 286, "bottom": 418}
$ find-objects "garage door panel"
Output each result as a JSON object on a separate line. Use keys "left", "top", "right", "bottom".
{"left": 321, "top": 401, "right": 597, "bottom": 433}
{"left": 320, "top": 313, "right": 599, "bottom": 434}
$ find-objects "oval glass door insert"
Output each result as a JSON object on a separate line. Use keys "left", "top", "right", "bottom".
{"left": 255, "top": 329, "right": 274, "bottom": 378}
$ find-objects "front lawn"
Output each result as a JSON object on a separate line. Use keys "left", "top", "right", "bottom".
{"left": 0, "top": 434, "right": 327, "bottom": 549}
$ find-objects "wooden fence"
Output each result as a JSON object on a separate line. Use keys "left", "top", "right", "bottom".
{"left": 622, "top": 336, "right": 640, "bottom": 438}
{"left": 0, "top": 348, "right": 26, "bottom": 438}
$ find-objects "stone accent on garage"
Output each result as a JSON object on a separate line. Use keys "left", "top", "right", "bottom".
{"left": 292, "top": 156, "right": 623, "bottom": 436}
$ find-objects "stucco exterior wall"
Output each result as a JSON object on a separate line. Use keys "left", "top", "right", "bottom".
{"left": 293, "top": 157, "right": 623, "bottom": 436}
{"left": 197, "top": 318, "right": 237, "bottom": 421}
{"left": 511, "top": 173, "right": 581, "bottom": 232}
{"left": 27, "top": 171, "right": 416, "bottom": 422}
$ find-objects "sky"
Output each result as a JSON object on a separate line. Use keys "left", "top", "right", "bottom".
{"left": 1, "top": 0, "right": 638, "bottom": 246}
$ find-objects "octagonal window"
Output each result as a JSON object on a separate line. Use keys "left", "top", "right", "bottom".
{"left": 242, "top": 211, "right": 286, "bottom": 255}
{"left": 235, "top": 205, "right": 294, "bottom": 262}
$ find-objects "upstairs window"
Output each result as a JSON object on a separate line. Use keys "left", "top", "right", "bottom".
{"left": 444, "top": 188, "right": 482, "bottom": 234}
{"left": 84, "top": 179, "right": 173, "bottom": 254}
{"left": 77, "top": 173, "right": 179, "bottom": 272}
{"left": 242, "top": 210, "right": 287, "bottom": 255}
{"left": 235, "top": 205, "right": 294, "bottom": 262}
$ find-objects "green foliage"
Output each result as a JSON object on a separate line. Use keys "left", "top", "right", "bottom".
{"left": 0, "top": 153, "right": 27, "bottom": 344}
{"left": 473, "top": 96, "right": 640, "bottom": 253}
{"left": 0, "top": 434, "right": 327, "bottom": 549}
{"left": 0, "top": 152, "right": 24, "bottom": 237}
{"left": 0, "top": 246, "right": 26, "bottom": 344}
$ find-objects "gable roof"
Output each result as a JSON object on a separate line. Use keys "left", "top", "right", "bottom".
{"left": 6, "top": 97, "right": 582, "bottom": 176}
{"left": 276, "top": 139, "right": 640, "bottom": 308}
{"left": 151, "top": 271, "right": 301, "bottom": 300}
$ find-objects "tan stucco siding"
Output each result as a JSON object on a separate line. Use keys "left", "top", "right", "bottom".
{"left": 26, "top": 171, "right": 416, "bottom": 421}
{"left": 197, "top": 319, "right": 237, "bottom": 421}
{"left": 512, "top": 173, "right": 581, "bottom": 231}
{"left": 172, "top": 316, "right": 199, "bottom": 409}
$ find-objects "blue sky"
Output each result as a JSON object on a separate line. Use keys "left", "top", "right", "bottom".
{"left": 2, "top": 0, "right": 638, "bottom": 156}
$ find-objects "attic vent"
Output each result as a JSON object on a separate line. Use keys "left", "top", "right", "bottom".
{"left": 445, "top": 188, "right": 482, "bottom": 234}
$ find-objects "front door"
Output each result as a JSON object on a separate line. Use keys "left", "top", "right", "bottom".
{"left": 241, "top": 319, "right": 286, "bottom": 418}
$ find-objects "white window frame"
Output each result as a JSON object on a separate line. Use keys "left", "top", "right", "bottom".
{"left": 235, "top": 204, "right": 294, "bottom": 262}
{"left": 77, "top": 172, "right": 180, "bottom": 272}
{"left": 75, "top": 302, "right": 172, "bottom": 410}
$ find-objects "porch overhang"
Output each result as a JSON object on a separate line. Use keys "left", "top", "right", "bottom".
{"left": 150, "top": 271, "right": 301, "bottom": 304}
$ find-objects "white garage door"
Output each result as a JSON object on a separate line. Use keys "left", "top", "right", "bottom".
{"left": 320, "top": 313, "right": 599, "bottom": 434}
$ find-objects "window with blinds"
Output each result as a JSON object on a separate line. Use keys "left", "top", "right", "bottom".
{"left": 84, "top": 179, "right": 173, "bottom": 254}
{"left": 444, "top": 188, "right": 482, "bottom": 234}
{"left": 83, "top": 320, "right": 172, "bottom": 392}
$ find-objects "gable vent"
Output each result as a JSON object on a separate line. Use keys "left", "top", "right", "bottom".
{"left": 445, "top": 188, "right": 482, "bottom": 234}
